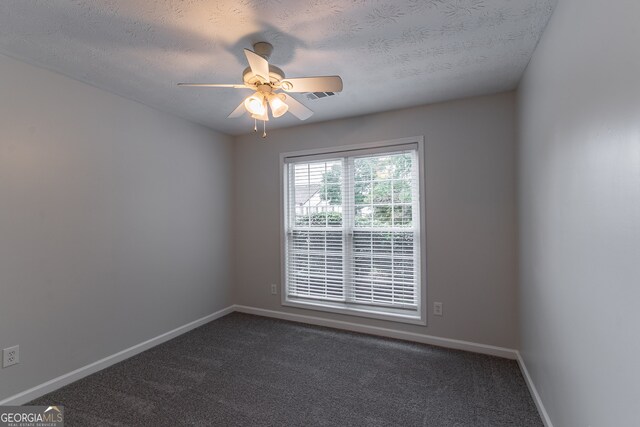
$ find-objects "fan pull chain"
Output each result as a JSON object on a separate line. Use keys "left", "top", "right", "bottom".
{"left": 253, "top": 118, "right": 257, "bottom": 133}
{"left": 262, "top": 120, "right": 267, "bottom": 139}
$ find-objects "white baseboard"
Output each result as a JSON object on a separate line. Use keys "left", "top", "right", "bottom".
{"left": 233, "top": 305, "right": 518, "bottom": 360}
{"left": 516, "top": 351, "right": 553, "bottom": 427}
{"left": 0, "top": 305, "right": 235, "bottom": 406}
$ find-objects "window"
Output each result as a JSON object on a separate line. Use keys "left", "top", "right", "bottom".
{"left": 281, "top": 138, "right": 425, "bottom": 324}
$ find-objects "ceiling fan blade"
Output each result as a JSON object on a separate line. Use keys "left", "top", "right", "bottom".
{"left": 244, "top": 49, "right": 270, "bottom": 83}
{"left": 281, "top": 94, "right": 313, "bottom": 120}
{"left": 228, "top": 101, "right": 246, "bottom": 118}
{"left": 280, "top": 76, "right": 343, "bottom": 93}
{"left": 178, "top": 83, "right": 250, "bottom": 89}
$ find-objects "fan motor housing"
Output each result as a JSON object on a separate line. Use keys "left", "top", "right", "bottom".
{"left": 242, "top": 65, "right": 285, "bottom": 87}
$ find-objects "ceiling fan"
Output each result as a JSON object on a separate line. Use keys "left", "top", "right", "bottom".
{"left": 178, "top": 42, "right": 343, "bottom": 136}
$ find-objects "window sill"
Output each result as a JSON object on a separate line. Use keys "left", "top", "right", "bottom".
{"left": 283, "top": 297, "right": 427, "bottom": 326}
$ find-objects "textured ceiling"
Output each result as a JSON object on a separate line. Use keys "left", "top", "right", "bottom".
{"left": 0, "top": 0, "right": 555, "bottom": 135}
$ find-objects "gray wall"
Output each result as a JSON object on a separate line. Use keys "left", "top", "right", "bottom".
{"left": 0, "top": 53, "right": 234, "bottom": 401}
{"left": 234, "top": 92, "right": 518, "bottom": 349}
{"left": 517, "top": 0, "right": 640, "bottom": 425}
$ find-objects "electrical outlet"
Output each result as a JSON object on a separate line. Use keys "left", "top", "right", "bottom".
{"left": 3, "top": 345, "right": 19, "bottom": 368}
{"left": 270, "top": 284, "right": 278, "bottom": 295}
{"left": 433, "top": 302, "right": 443, "bottom": 316}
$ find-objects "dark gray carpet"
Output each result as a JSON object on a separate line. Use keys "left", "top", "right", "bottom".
{"left": 29, "top": 313, "right": 542, "bottom": 426}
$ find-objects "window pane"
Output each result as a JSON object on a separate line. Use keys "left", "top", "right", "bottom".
{"left": 355, "top": 206, "right": 372, "bottom": 227}
{"left": 351, "top": 231, "right": 416, "bottom": 307}
{"left": 393, "top": 205, "right": 412, "bottom": 227}
{"left": 293, "top": 160, "right": 342, "bottom": 228}
{"left": 373, "top": 206, "right": 392, "bottom": 226}
{"left": 287, "top": 230, "right": 344, "bottom": 300}
{"left": 371, "top": 156, "right": 394, "bottom": 180}
{"left": 354, "top": 152, "right": 414, "bottom": 229}
{"left": 392, "top": 179, "right": 412, "bottom": 203}
{"left": 354, "top": 160, "right": 372, "bottom": 182}
{"left": 354, "top": 182, "right": 371, "bottom": 205}
{"left": 392, "top": 154, "right": 413, "bottom": 179}
{"left": 372, "top": 181, "right": 392, "bottom": 203}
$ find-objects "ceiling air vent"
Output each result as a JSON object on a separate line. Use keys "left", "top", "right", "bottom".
{"left": 305, "top": 91, "right": 339, "bottom": 101}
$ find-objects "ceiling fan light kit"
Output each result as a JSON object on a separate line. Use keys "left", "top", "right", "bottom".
{"left": 267, "top": 93, "right": 288, "bottom": 118}
{"left": 244, "top": 93, "right": 266, "bottom": 116}
{"left": 178, "top": 42, "right": 343, "bottom": 137}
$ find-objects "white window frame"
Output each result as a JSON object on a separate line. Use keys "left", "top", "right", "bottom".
{"left": 279, "top": 136, "right": 427, "bottom": 325}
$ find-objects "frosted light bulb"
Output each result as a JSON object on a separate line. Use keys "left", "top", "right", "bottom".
{"left": 244, "top": 94, "right": 265, "bottom": 115}
{"left": 268, "top": 93, "right": 289, "bottom": 118}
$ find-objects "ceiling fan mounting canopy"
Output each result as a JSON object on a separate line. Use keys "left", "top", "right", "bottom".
{"left": 252, "top": 42, "right": 274, "bottom": 60}
{"left": 241, "top": 42, "right": 286, "bottom": 86}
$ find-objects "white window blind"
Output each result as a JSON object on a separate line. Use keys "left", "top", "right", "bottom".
{"left": 284, "top": 142, "right": 423, "bottom": 322}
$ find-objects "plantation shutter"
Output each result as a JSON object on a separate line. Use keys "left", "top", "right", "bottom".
{"left": 284, "top": 143, "right": 421, "bottom": 316}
